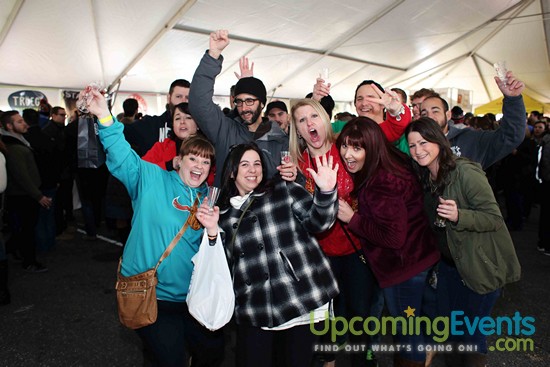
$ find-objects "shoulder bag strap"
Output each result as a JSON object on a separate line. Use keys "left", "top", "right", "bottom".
{"left": 154, "top": 195, "right": 201, "bottom": 271}
{"left": 338, "top": 220, "right": 368, "bottom": 265}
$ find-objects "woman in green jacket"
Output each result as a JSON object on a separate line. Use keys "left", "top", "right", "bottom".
{"left": 406, "top": 117, "right": 521, "bottom": 366}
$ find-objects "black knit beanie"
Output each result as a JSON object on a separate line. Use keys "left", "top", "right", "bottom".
{"left": 234, "top": 77, "right": 267, "bottom": 105}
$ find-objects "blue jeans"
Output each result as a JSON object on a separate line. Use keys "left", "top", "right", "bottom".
{"left": 383, "top": 269, "right": 429, "bottom": 362}
{"left": 436, "top": 261, "right": 501, "bottom": 354}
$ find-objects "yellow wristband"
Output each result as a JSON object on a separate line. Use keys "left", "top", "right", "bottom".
{"left": 99, "top": 115, "right": 113, "bottom": 124}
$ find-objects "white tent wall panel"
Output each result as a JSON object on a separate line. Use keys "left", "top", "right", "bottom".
{"left": 0, "top": 0, "right": 548, "bottom": 109}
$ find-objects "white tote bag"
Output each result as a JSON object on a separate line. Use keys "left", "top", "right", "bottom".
{"left": 187, "top": 232, "right": 235, "bottom": 331}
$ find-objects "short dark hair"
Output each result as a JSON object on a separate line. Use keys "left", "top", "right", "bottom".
{"left": 354, "top": 80, "right": 385, "bottom": 103}
{"left": 423, "top": 95, "right": 449, "bottom": 114}
{"left": 122, "top": 98, "right": 139, "bottom": 117}
{"left": 0, "top": 110, "right": 19, "bottom": 129}
{"left": 22, "top": 109, "right": 40, "bottom": 127}
{"left": 169, "top": 79, "right": 191, "bottom": 95}
{"left": 391, "top": 88, "right": 408, "bottom": 104}
{"left": 410, "top": 88, "right": 439, "bottom": 102}
{"left": 179, "top": 135, "right": 215, "bottom": 163}
{"left": 51, "top": 106, "right": 65, "bottom": 116}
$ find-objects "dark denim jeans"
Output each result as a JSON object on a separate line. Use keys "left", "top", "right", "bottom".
{"left": 382, "top": 269, "right": 429, "bottom": 362}
{"left": 35, "top": 188, "right": 57, "bottom": 252}
{"left": 315, "top": 253, "right": 378, "bottom": 366}
{"left": 136, "top": 300, "right": 225, "bottom": 367}
{"left": 436, "top": 261, "right": 501, "bottom": 354}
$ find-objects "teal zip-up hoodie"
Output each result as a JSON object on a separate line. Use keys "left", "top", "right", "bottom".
{"left": 99, "top": 120, "right": 207, "bottom": 302}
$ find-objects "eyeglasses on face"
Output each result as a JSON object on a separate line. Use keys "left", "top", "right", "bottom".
{"left": 234, "top": 98, "right": 258, "bottom": 107}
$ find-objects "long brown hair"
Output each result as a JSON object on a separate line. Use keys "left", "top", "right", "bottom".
{"left": 405, "top": 117, "right": 456, "bottom": 195}
{"left": 336, "top": 117, "right": 410, "bottom": 196}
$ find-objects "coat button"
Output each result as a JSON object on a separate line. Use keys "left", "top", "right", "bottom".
{"left": 257, "top": 243, "right": 264, "bottom": 250}
{"left": 239, "top": 252, "right": 245, "bottom": 258}
{"left": 245, "top": 279, "right": 251, "bottom": 286}
{"left": 233, "top": 223, "right": 238, "bottom": 229}
{"left": 265, "top": 273, "right": 269, "bottom": 280}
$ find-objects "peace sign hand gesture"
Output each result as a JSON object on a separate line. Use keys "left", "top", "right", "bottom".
{"left": 306, "top": 154, "right": 339, "bottom": 192}
{"left": 362, "top": 83, "right": 403, "bottom": 116}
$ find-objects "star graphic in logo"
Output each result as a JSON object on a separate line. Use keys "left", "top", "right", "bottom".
{"left": 404, "top": 306, "right": 416, "bottom": 318}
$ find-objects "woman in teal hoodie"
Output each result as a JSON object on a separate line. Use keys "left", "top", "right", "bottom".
{"left": 406, "top": 117, "right": 521, "bottom": 367}
{"left": 84, "top": 88, "right": 224, "bottom": 367}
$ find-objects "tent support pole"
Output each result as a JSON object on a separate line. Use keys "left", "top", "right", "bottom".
{"left": 106, "top": 0, "right": 197, "bottom": 93}
{"left": 0, "top": 0, "right": 25, "bottom": 49}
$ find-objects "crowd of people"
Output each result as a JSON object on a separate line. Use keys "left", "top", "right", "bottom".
{"left": 0, "top": 28, "right": 549, "bottom": 367}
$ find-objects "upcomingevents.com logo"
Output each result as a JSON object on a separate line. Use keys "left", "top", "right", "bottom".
{"left": 310, "top": 308, "right": 535, "bottom": 352}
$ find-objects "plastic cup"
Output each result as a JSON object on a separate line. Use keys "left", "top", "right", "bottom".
{"left": 280, "top": 151, "right": 291, "bottom": 165}
{"left": 434, "top": 196, "right": 446, "bottom": 228}
{"left": 320, "top": 67, "right": 330, "bottom": 86}
{"left": 493, "top": 61, "right": 508, "bottom": 85}
{"left": 207, "top": 186, "right": 219, "bottom": 210}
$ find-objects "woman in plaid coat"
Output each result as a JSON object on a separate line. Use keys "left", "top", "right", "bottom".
{"left": 217, "top": 142, "right": 339, "bottom": 367}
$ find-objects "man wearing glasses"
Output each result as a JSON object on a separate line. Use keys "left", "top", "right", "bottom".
{"left": 42, "top": 106, "right": 73, "bottom": 239}
{"left": 189, "top": 30, "right": 293, "bottom": 186}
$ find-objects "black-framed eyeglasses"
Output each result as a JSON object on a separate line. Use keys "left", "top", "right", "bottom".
{"left": 234, "top": 98, "right": 258, "bottom": 107}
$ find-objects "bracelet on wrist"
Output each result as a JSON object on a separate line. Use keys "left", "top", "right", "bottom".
{"left": 207, "top": 233, "right": 217, "bottom": 240}
{"left": 388, "top": 105, "right": 405, "bottom": 121}
{"left": 98, "top": 115, "right": 113, "bottom": 124}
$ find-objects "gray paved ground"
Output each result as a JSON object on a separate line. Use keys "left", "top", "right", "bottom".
{"left": 0, "top": 207, "right": 549, "bottom": 366}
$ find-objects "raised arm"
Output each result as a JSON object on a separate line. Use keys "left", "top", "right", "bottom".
{"left": 86, "top": 89, "right": 156, "bottom": 200}
{"left": 364, "top": 84, "right": 411, "bottom": 142}
{"left": 474, "top": 71, "right": 526, "bottom": 169}
{"left": 291, "top": 154, "right": 339, "bottom": 233}
{"left": 188, "top": 30, "right": 234, "bottom": 144}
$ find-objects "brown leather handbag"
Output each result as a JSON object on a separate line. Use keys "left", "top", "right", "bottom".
{"left": 115, "top": 197, "right": 200, "bottom": 329}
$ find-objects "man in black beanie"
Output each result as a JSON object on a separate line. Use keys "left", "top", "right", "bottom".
{"left": 189, "top": 30, "right": 295, "bottom": 186}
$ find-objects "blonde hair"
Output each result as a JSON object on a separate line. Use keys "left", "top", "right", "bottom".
{"left": 289, "top": 99, "right": 335, "bottom": 173}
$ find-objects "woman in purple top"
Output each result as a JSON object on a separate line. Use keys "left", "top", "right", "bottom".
{"left": 336, "top": 117, "right": 440, "bottom": 366}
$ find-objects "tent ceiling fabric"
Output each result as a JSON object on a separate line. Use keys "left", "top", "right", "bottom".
{"left": 1, "top": 0, "right": 549, "bottom": 109}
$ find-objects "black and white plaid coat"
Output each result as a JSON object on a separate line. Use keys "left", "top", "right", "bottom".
{"left": 219, "top": 180, "right": 339, "bottom": 328}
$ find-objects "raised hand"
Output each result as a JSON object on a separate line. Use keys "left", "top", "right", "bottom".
{"left": 196, "top": 199, "right": 220, "bottom": 236}
{"left": 362, "top": 83, "right": 403, "bottom": 116}
{"left": 312, "top": 77, "right": 330, "bottom": 101}
{"left": 83, "top": 88, "right": 110, "bottom": 121}
{"left": 208, "top": 29, "right": 229, "bottom": 59}
{"left": 306, "top": 154, "right": 338, "bottom": 192}
{"left": 496, "top": 71, "right": 524, "bottom": 97}
{"left": 234, "top": 56, "right": 254, "bottom": 79}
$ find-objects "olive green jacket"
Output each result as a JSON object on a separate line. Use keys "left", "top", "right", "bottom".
{"left": 443, "top": 158, "right": 521, "bottom": 294}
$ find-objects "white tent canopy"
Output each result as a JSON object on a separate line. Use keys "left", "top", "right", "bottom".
{"left": 1, "top": 0, "right": 549, "bottom": 114}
